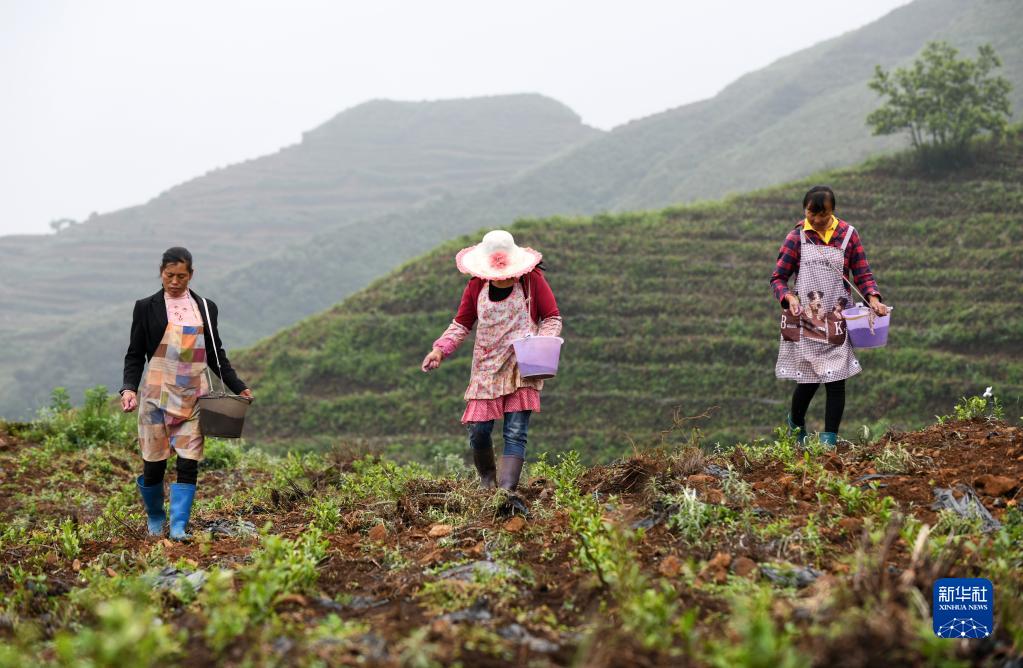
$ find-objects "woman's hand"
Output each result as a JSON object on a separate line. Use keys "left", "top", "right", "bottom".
{"left": 785, "top": 294, "right": 801, "bottom": 316}
{"left": 120, "top": 390, "right": 138, "bottom": 413}
{"left": 869, "top": 295, "right": 889, "bottom": 317}
{"left": 240, "top": 389, "right": 254, "bottom": 401}
{"left": 421, "top": 348, "right": 444, "bottom": 372}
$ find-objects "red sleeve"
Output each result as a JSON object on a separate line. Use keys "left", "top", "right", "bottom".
{"left": 453, "top": 278, "right": 482, "bottom": 330}
{"left": 770, "top": 226, "right": 801, "bottom": 305}
{"left": 529, "top": 271, "right": 560, "bottom": 322}
{"left": 845, "top": 228, "right": 882, "bottom": 301}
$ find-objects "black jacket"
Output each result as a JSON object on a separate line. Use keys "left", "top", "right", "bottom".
{"left": 121, "top": 289, "right": 248, "bottom": 395}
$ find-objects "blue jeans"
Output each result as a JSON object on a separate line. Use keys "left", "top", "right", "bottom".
{"left": 467, "top": 411, "right": 531, "bottom": 459}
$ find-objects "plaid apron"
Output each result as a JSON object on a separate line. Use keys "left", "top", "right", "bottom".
{"left": 138, "top": 322, "right": 209, "bottom": 461}
{"left": 775, "top": 227, "right": 862, "bottom": 383}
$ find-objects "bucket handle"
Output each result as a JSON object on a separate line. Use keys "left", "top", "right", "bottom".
{"left": 842, "top": 305, "right": 894, "bottom": 322}
{"left": 199, "top": 296, "right": 229, "bottom": 397}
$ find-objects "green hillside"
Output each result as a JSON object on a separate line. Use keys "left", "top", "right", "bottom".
{"left": 196, "top": 0, "right": 1023, "bottom": 401}
{"left": 237, "top": 135, "right": 1023, "bottom": 460}
{"left": 0, "top": 95, "right": 597, "bottom": 418}
{"left": 5, "top": 0, "right": 1021, "bottom": 422}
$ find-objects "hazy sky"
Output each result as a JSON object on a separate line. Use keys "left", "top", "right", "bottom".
{"left": 1, "top": 0, "right": 911, "bottom": 237}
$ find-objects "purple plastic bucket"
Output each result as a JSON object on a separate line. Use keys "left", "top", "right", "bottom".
{"left": 512, "top": 336, "right": 564, "bottom": 380}
{"left": 841, "top": 305, "right": 892, "bottom": 349}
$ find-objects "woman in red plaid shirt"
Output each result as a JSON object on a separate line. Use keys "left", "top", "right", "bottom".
{"left": 771, "top": 186, "right": 888, "bottom": 448}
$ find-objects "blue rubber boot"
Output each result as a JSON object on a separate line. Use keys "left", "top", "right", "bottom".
{"left": 787, "top": 414, "right": 807, "bottom": 446}
{"left": 820, "top": 432, "right": 838, "bottom": 449}
{"left": 136, "top": 476, "right": 166, "bottom": 536}
{"left": 168, "top": 483, "right": 197, "bottom": 541}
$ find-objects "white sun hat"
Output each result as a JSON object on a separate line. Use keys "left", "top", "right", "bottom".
{"left": 455, "top": 230, "right": 543, "bottom": 281}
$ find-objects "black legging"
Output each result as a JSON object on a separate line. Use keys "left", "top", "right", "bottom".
{"left": 143, "top": 457, "right": 199, "bottom": 486}
{"left": 790, "top": 379, "right": 846, "bottom": 434}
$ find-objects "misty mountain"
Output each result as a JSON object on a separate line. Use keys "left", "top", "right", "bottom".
{"left": 0, "top": 95, "right": 598, "bottom": 417}
{"left": 2, "top": 0, "right": 1021, "bottom": 419}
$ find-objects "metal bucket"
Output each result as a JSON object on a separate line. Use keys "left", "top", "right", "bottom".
{"left": 197, "top": 393, "right": 252, "bottom": 438}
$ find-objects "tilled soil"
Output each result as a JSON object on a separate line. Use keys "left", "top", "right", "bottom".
{"left": 1, "top": 418, "right": 1021, "bottom": 666}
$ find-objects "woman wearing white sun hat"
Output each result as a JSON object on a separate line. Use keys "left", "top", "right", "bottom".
{"left": 422, "top": 230, "right": 563, "bottom": 500}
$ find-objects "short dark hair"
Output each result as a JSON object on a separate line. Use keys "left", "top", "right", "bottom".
{"left": 161, "top": 247, "right": 193, "bottom": 273}
{"left": 803, "top": 185, "right": 836, "bottom": 213}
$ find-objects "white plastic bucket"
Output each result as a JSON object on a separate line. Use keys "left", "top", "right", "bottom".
{"left": 511, "top": 336, "right": 564, "bottom": 380}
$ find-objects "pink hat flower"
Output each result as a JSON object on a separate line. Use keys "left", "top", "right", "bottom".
{"left": 455, "top": 230, "right": 542, "bottom": 281}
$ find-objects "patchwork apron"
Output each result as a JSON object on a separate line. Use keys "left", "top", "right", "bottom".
{"left": 138, "top": 323, "right": 210, "bottom": 461}
{"left": 775, "top": 227, "right": 861, "bottom": 384}
{"left": 464, "top": 281, "right": 543, "bottom": 400}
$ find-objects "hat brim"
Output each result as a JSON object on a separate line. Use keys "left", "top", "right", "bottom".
{"left": 455, "top": 244, "right": 543, "bottom": 281}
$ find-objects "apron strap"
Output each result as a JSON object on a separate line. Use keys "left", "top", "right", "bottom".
{"left": 520, "top": 275, "right": 532, "bottom": 320}
{"left": 840, "top": 225, "right": 855, "bottom": 251}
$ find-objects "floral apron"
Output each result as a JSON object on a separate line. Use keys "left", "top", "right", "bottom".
{"left": 464, "top": 281, "right": 543, "bottom": 400}
{"left": 138, "top": 323, "right": 209, "bottom": 461}
{"left": 775, "top": 227, "right": 861, "bottom": 383}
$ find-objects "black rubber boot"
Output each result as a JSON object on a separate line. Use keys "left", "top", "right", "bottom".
{"left": 498, "top": 456, "right": 524, "bottom": 491}
{"left": 497, "top": 457, "right": 529, "bottom": 517}
{"left": 473, "top": 446, "right": 497, "bottom": 489}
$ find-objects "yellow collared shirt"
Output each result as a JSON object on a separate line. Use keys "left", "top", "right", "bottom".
{"left": 803, "top": 215, "right": 840, "bottom": 244}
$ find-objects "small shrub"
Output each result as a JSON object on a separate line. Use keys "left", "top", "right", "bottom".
{"left": 57, "top": 517, "right": 81, "bottom": 560}
{"left": 35, "top": 386, "right": 135, "bottom": 452}
{"left": 874, "top": 443, "right": 914, "bottom": 474}
{"left": 721, "top": 467, "right": 753, "bottom": 507}
{"left": 531, "top": 451, "right": 584, "bottom": 503}
{"left": 705, "top": 586, "right": 810, "bottom": 668}
{"left": 53, "top": 598, "right": 184, "bottom": 667}
{"left": 82, "top": 485, "right": 142, "bottom": 542}
{"left": 618, "top": 583, "right": 696, "bottom": 652}
{"left": 933, "top": 509, "right": 984, "bottom": 536}
{"left": 826, "top": 478, "right": 867, "bottom": 515}
{"left": 201, "top": 438, "right": 242, "bottom": 471}
{"left": 745, "top": 428, "right": 799, "bottom": 466}
{"left": 200, "top": 528, "right": 328, "bottom": 653}
{"left": 340, "top": 457, "right": 432, "bottom": 505}
{"left": 417, "top": 565, "right": 517, "bottom": 616}
{"left": 666, "top": 488, "right": 713, "bottom": 544}
{"left": 799, "top": 516, "right": 825, "bottom": 566}
{"left": 309, "top": 496, "right": 342, "bottom": 532}
{"left": 939, "top": 391, "right": 1004, "bottom": 423}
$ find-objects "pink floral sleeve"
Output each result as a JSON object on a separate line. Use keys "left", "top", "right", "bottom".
{"left": 433, "top": 321, "right": 470, "bottom": 359}
{"left": 538, "top": 316, "right": 563, "bottom": 338}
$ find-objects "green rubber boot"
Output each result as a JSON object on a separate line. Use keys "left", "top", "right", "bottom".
{"left": 819, "top": 432, "right": 838, "bottom": 449}
{"left": 787, "top": 414, "right": 807, "bottom": 446}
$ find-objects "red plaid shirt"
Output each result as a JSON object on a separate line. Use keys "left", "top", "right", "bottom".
{"left": 770, "top": 219, "right": 881, "bottom": 305}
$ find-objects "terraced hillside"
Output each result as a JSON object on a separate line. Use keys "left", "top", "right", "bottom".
{"left": 238, "top": 136, "right": 1023, "bottom": 459}
{"left": 205, "top": 0, "right": 1023, "bottom": 383}
{"left": 5, "top": 0, "right": 1021, "bottom": 422}
{"left": 0, "top": 95, "right": 597, "bottom": 418}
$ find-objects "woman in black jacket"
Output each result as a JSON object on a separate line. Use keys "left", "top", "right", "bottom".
{"left": 120, "top": 247, "right": 252, "bottom": 540}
